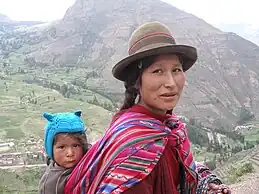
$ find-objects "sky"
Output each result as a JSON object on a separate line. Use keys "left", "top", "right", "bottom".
{"left": 164, "top": 0, "right": 259, "bottom": 27}
{"left": 0, "top": 0, "right": 258, "bottom": 28}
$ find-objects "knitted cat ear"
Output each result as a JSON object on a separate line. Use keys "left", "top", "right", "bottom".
{"left": 43, "top": 112, "right": 54, "bottom": 121}
{"left": 74, "top": 110, "right": 82, "bottom": 117}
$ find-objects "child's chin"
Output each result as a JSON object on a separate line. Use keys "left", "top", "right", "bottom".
{"left": 64, "top": 162, "right": 77, "bottom": 169}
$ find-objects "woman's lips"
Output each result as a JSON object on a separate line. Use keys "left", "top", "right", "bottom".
{"left": 160, "top": 93, "right": 177, "bottom": 101}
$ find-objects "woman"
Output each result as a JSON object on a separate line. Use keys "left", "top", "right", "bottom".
{"left": 64, "top": 21, "right": 231, "bottom": 194}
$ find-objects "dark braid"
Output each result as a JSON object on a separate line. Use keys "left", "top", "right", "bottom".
{"left": 166, "top": 109, "right": 173, "bottom": 115}
{"left": 120, "top": 82, "right": 138, "bottom": 110}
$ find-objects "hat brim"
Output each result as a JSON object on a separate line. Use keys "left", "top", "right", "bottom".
{"left": 112, "top": 44, "right": 197, "bottom": 81}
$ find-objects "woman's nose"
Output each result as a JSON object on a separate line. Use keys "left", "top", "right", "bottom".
{"left": 163, "top": 73, "right": 176, "bottom": 88}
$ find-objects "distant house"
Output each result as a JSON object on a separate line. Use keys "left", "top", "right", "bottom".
{"left": 234, "top": 125, "right": 254, "bottom": 134}
{"left": 0, "top": 152, "right": 23, "bottom": 158}
{"left": 0, "top": 142, "right": 15, "bottom": 151}
{"left": 0, "top": 142, "right": 14, "bottom": 148}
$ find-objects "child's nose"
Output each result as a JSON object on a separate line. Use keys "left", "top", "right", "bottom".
{"left": 66, "top": 148, "right": 74, "bottom": 157}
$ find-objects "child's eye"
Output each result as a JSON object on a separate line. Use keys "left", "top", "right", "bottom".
{"left": 58, "top": 145, "right": 65, "bottom": 149}
{"left": 73, "top": 144, "right": 81, "bottom": 148}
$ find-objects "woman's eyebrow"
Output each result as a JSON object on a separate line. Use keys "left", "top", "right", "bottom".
{"left": 173, "top": 63, "right": 183, "bottom": 68}
{"left": 150, "top": 62, "right": 182, "bottom": 69}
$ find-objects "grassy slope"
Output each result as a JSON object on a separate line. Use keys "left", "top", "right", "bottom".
{"left": 1, "top": 42, "right": 259, "bottom": 191}
{"left": 0, "top": 167, "right": 44, "bottom": 194}
{"left": 0, "top": 78, "right": 113, "bottom": 143}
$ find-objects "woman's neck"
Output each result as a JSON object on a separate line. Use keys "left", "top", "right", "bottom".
{"left": 137, "top": 102, "right": 167, "bottom": 116}
{"left": 129, "top": 104, "right": 169, "bottom": 122}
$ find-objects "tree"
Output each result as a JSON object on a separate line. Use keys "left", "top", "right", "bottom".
{"left": 231, "top": 146, "right": 242, "bottom": 154}
{"left": 244, "top": 141, "right": 255, "bottom": 150}
{"left": 92, "top": 95, "right": 99, "bottom": 105}
{"left": 205, "top": 159, "right": 217, "bottom": 170}
{"left": 237, "top": 106, "right": 255, "bottom": 125}
{"left": 186, "top": 119, "right": 209, "bottom": 147}
{"left": 60, "top": 84, "right": 68, "bottom": 97}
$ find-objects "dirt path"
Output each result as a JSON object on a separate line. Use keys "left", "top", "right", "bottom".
{"left": 0, "top": 163, "right": 46, "bottom": 169}
{"left": 230, "top": 173, "right": 259, "bottom": 194}
{"left": 20, "top": 117, "right": 30, "bottom": 135}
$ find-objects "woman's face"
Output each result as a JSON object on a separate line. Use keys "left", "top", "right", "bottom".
{"left": 139, "top": 54, "right": 185, "bottom": 115}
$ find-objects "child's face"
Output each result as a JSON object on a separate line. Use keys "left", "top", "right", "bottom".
{"left": 53, "top": 134, "right": 83, "bottom": 169}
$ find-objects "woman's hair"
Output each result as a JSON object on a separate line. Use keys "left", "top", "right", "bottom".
{"left": 46, "top": 131, "right": 90, "bottom": 165}
{"left": 120, "top": 55, "right": 157, "bottom": 111}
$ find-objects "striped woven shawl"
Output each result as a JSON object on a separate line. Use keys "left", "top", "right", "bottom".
{"left": 64, "top": 111, "right": 198, "bottom": 194}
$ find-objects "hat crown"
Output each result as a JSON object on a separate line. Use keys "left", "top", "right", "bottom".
{"left": 112, "top": 21, "right": 197, "bottom": 81}
{"left": 128, "top": 21, "right": 176, "bottom": 55}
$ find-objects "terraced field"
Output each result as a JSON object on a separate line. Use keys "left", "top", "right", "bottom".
{"left": 214, "top": 145, "right": 259, "bottom": 183}
{"left": 0, "top": 78, "right": 113, "bottom": 143}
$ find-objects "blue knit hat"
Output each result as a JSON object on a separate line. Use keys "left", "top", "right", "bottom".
{"left": 43, "top": 110, "right": 86, "bottom": 159}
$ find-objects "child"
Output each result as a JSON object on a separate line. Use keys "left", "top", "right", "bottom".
{"left": 39, "top": 110, "right": 89, "bottom": 194}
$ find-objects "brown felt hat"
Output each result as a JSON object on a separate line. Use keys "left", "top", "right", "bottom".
{"left": 112, "top": 21, "right": 197, "bottom": 81}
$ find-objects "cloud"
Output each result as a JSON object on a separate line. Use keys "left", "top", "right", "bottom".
{"left": 0, "top": 0, "right": 75, "bottom": 21}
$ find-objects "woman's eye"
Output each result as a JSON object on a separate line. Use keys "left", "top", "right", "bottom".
{"left": 152, "top": 69, "right": 162, "bottom": 74}
{"left": 173, "top": 68, "right": 183, "bottom": 72}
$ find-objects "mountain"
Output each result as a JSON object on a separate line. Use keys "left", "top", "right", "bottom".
{"left": 0, "top": 13, "right": 11, "bottom": 23}
{"left": 1, "top": 0, "right": 259, "bottom": 131}
{"left": 0, "top": 13, "right": 44, "bottom": 26}
{"left": 217, "top": 23, "right": 259, "bottom": 46}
